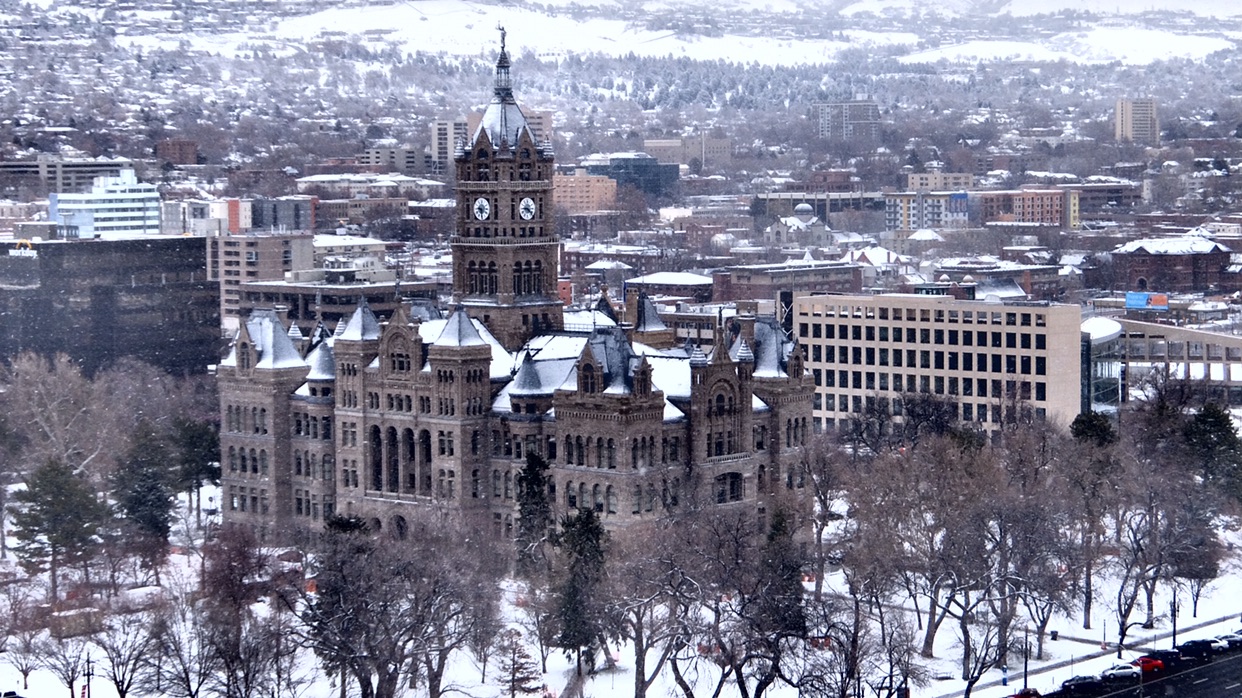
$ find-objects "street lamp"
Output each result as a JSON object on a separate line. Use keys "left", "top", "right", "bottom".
{"left": 1170, "top": 593, "right": 1179, "bottom": 648}
{"left": 1023, "top": 628, "right": 1030, "bottom": 690}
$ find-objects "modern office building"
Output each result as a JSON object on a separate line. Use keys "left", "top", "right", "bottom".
{"left": 48, "top": 169, "right": 161, "bottom": 238}
{"left": 552, "top": 169, "right": 618, "bottom": 214}
{"left": 0, "top": 236, "right": 219, "bottom": 375}
{"left": 794, "top": 290, "right": 1082, "bottom": 433}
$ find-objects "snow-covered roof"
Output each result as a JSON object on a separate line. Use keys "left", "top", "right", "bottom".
{"left": 1082, "top": 316, "right": 1122, "bottom": 345}
{"left": 433, "top": 307, "right": 486, "bottom": 347}
{"left": 1113, "top": 237, "right": 1230, "bottom": 255}
{"left": 221, "top": 309, "right": 307, "bottom": 371}
{"left": 338, "top": 302, "right": 381, "bottom": 341}
{"left": 417, "top": 316, "right": 512, "bottom": 380}
{"left": 626, "top": 271, "right": 714, "bottom": 286}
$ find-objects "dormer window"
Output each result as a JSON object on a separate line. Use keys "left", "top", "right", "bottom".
{"left": 238, "top": 343, "right": 251, "bottom": 370}
{"left": 582, "top": 365, "right": 597, "bottom": 394}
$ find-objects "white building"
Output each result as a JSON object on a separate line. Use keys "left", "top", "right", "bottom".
{"left": 49, "top": 169, "right": 160, "bottom": 239}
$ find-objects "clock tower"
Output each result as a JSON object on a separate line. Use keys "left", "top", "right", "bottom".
{"left": 452, "top": 30, "right": 563, "bottom": 352}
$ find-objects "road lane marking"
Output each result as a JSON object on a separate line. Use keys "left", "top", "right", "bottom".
{"left": 1193, "top": 677, "right": 1209, "bottom": 684}
{"left": 1228, "top": 683, "right": 1241, "bottom": 689}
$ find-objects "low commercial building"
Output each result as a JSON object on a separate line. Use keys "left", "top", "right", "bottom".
{"left": 48, "top": 169, "right": 160, "bottom": 238}
{"left": 794, "top": 292, "right": 1082, "bottom": 433}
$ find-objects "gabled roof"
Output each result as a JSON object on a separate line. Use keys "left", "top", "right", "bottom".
{"left": 304, "top": 339, "right": 335, "bottom": 381}
{"left": 220, "top": 310, "right": 307, "bottom": 371}
{"left": 339, "top": 301, "right": 381, "bottom": 341}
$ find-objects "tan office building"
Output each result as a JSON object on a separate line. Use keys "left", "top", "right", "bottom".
{"left": 794, "top": 292, "right": 1082, "bottom": 433}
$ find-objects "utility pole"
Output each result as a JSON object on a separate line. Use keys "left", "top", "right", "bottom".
{"left": 1023, "top": 628, "right": 1030, "bottom": 690}
{"left": 1171, "top": 594, "right": 1179, "bottom": 648}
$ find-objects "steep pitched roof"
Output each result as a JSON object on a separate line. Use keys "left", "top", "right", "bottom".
{"left": 339, "top": 301, "right": 381, "bottom": 341}
{"left": 433, "top": 307, "right": 486, "bottom": 347}
{"left": 221, "top": 309, "right": 307, "bottom": 370}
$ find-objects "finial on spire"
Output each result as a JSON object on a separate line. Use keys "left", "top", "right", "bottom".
{"left": 497, "top": 23, "right": 506, "bottom": 54}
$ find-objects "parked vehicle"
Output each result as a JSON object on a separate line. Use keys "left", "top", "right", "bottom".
{"left": 1061, "top": 675, "right": 1106, "bottom": 696}
{"left": 1147, "top": 649, "right": 1186, "bottom": 672}
{"left": 1100, "top": 663, "right": 1141, "bottom": 681}
{"left": 1006, "top": 690, "right": 1041, "bottom": 698}
{"left": 1131, "top": 655, "right": 1165, "bottom": 674}
{"left": 1176, "top": 639, "right": 1216, "bottom": 661}
{"left": 1217, "top": 632, "right": 1242, "bottom": 649}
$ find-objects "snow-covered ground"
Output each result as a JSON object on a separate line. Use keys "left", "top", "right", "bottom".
{"left": 103, "top": 0, "right": 1242, "bottom": 68}
{"left": 1, "top": 487, "right": 1240, "bottom": 698}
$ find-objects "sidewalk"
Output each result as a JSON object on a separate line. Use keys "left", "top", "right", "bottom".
{"left": 932, "top": 611, "right": 1240, "bottom": 698}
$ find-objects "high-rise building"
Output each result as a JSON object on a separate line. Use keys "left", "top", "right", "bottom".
{"left": 428, "top": 118, "right": 469, "bottom": 174}
{"left": 817, "top": 100, "right": 882, "bottom": 141}
{"left": 1115, "top": 98, "right": 1159, "bottom": 144}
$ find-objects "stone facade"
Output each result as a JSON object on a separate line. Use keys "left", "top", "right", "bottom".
{"left": 219, "top": 41, "right": 812, "bottom": 543}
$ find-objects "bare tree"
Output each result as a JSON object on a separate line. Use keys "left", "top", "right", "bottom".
{"left": 36, "top": 633, "right": 91, "bottom": 698}
{"left": 93, "top": 611, "right": 158, "bottom": 698}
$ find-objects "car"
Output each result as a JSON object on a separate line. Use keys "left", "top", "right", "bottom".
{"left": 1061, "top": 675, "right": 1106, "bottom": 696}
{"left": 1006, "top": 690, "right": 1041, "bottom": 698}
{"left": 1100, "top": 663, "right": 1141, "bottom": 681}
{"left": 1131, "top": 655, "right": 1165, "bottom": 674}
{"left": 1146, "top": 649, "right": 1186, "bottom": 672}
{"left": 1176, "top": 639, "right": 1217, "bottom": 661}
{"left": 1218, "top": 632, "right": 1242, "bottom": 649}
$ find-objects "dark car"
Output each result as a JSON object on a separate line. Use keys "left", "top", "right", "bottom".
{"left": 1146, "top": 649, "right": 1186, "bottom": 672}
{"left": 1176, "top": 639, "right": 1217, "bottom": 661}
{"left": 1061, "top": 675, "right": 1106, "bottom": 696}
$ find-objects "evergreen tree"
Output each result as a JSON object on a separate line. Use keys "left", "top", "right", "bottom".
{"left": 553, "top": 508, "right": 608, "bottom": 673}
{"left": 1070, "top": 410, "right": 1117, "bottom": 448}
{"left": 11, "top": 458, "right": 107, "bottom": 603}
{"left": 755, "top": 508, "right": 808, "bottom": 640}
{"left": 172, "top": 416, "right": 221, "bottom": 527}
{"left": 1183, "top": 402, "right": 1242, "bottom": 501}
{"left": 515, "top": 452, "right": 552, "bottom": 578}
{"left": 494, "top": 629, "right": 543, "bottom": 698}
{"left": 112, "top": 420, "right": 177, "bottom": 581}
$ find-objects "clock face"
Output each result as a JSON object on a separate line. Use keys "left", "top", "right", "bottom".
{"left": 519, "top": 197, "right": 536, "bottom": 220}
{"left": 472, "top": 197, "right": 490, "bottom": 221}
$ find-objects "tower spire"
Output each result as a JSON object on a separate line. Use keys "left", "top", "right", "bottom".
{"left": 494, "top": 24, "right": 512, "bottom": 102}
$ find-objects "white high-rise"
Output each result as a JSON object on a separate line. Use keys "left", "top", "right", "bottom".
{"left": 49, "top": 168, "right": 161, "bottom": 238}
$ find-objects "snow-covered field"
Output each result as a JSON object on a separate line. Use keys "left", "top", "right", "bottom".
{"left": 1, "top": 488, "right": 1240, "bottom": 698}
{"left": 102, "top": 0, "right": 1242, "bottom": 67}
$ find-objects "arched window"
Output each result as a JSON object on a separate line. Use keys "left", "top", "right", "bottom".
{"left": 582, "top": 365, "right": 597, "bottom": 394}
{"left": 567, "top": 480, "right": 577, "bottom": 508}
{"left": 592, "top": 484, "right": 603, "bottom": 513}
{"left": 606, "top": 485, "right": 617, "bottom": 515}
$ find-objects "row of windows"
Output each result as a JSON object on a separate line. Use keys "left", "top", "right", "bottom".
{"left": 817, "top": 373, "right": 1048, "bottom": 401}
{"left": 800, "top": 307, "right": 1048, "bottom": 327}
{"left": 225, "top": 405, "right": 267, "bottom": 434}
{"left": 293, "top": 413, "right": 331, "bottom": 440}
{"left": 227, "top": 447, "right": 268, "bottom": 476}
{"left": 293, "top": 490, "right": 334, "bottom": 520}
{"left": 229, "top": 485, "right": 265, "bottom": 515}
{"left": 820, "top": 391, "right": 1049, "bottom": 419}
{"left": 812, "top": 349, "right": 1048, "bottom": 376}
{"left": 802, "top": 323, "right": 1048, "bottom": 351}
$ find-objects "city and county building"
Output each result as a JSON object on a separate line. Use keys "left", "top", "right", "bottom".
{"left": 793, "top": 291, "right": 1082, "bottom": 434}
{"left": 0, "top": 237, "right": 219, "bottom": 375}
{"left": 218, "top": 39, "right": 813, "bottom": 542}
{"left": 48, "top": 169, "right": 161, "bottom": 238}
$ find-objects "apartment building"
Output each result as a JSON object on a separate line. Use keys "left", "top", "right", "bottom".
{"left": 642, "top": 134, "right": 732, "bottom": 169}
{"left": 816, "top": 100, "right": 882, "bottom": 141}
{"left": 357, "top": 147, "right": 421, "bottom": 174}
{"left": 208, "top": 231, "right": 314, "bottom": 333}
{"left": 794, "top": 291, "right": 1082, "bottom": 433}
{"left": 553, "top": 169, "right": 618, "bottom": 213}
{"left": 972, "top": 189, "right": 1079, "bottom": 229}
{"left": 905, "top": 171, "right": 975, "bottom": 191}
{"left": 1116, "top": 98, "right": 1159, "bottom": 144}
{"left": 884, "top": 191, "right": 969, "bottom": 231}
